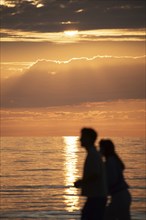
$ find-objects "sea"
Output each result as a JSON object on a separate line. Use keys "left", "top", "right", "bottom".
{"left": 0, "top": 136, "right": 145, "bottom": 219}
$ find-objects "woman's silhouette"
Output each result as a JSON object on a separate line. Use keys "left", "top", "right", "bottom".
{"left": 99, "top": 139, "right": 131, "bottom": 220}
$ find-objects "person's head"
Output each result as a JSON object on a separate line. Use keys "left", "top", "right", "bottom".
{"left": 99, "top": 139, "right": 125, "bottom": 169}
{"left": 99, "top": 139, "right": 115, "bottom": 158}
{"left": 80, "top": 127, "right": 98, "bottom": 148}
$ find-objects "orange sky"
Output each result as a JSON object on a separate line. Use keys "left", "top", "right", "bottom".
{"left": 1, "top": 38, "right": 146, "bottom": 137}
{"left": 0, "top": 1, "right": 145, "bottom": 137}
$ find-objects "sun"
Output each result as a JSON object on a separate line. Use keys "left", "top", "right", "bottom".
{"left": 64, "top": 30, "right": 78, "bottom": 37}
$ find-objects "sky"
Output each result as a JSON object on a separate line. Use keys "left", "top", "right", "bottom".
{"left": 0, "top": 0, "right": 146, "bottom": 137}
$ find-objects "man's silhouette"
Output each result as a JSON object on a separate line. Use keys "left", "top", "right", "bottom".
{"left": 74, "top": 128, "right": 107, "bottom": 220}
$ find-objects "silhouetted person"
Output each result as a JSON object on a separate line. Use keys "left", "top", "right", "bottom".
{"left": 74, "top": 128, "right": 107, "bottom": 220}
{"left": 99, "top": 139, "right": 131, "bottom": 220}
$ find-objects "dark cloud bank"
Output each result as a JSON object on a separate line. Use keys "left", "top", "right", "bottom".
{"left": 1, "top": 57, "right": 145, "bottom": 108}
{"left": 1, "top": 0, "right": 145, "bottom": 32}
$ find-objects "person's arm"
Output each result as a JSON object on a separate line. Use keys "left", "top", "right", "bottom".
{"left": 77, "top": 154, "right": 100, "bottom": 186}
{"left": 74, "top": 179, "right": 83, "bottom": 188}
{"left": 74, "top": 174, "right": 99, "bottom": 188}
{"left": 106, "top": 157, "right": 119, "bottom": 190}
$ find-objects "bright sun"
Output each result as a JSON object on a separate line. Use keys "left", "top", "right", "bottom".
{"left": 64, "top": 30, "right": 78, "bottom": 37}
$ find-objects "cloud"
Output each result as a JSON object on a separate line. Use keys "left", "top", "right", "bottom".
{"left": 1, "top": 99, "right": 145, "bottom": 136}
{"left": 1, "top": 62, "right": 32, "bottom": 78}
{"left": 1, "top": 28, "right": 145, "bottom": 43}
{"left": 1, "top": 100, "right": 145, "bottom": 122}
{"left": 0, "top": 0, "right": 145, "bottom": 34}
{"left": 1, "top": 55, "right": 145, "bottom": 108}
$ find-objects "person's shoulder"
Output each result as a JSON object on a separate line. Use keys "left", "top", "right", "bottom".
{"left": 91, "top": 148, "right": 102, "bottom": 160}
{"left": 90, "top": 147, "right": 99, "bottom": 154}
{"left": 107, "top": 156, "right": 117, "bottom": 165}
{"left": 95, "top": 150, "right": 101, "bottom": 157}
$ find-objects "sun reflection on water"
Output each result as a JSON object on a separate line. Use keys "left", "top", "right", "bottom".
{"left": 63, "top": 136, "right": 80, "bottom": 212}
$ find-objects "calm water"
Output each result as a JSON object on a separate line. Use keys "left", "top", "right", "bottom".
{"left": 0, "top": 136, "right": 145, "bottom": 219}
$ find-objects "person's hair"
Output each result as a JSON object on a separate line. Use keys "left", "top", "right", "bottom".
{"left": 81, "top": 127, "right": 98, "bottom": 144}
{"left": 99, "top": 139, "right": 125, "bottom": 170}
